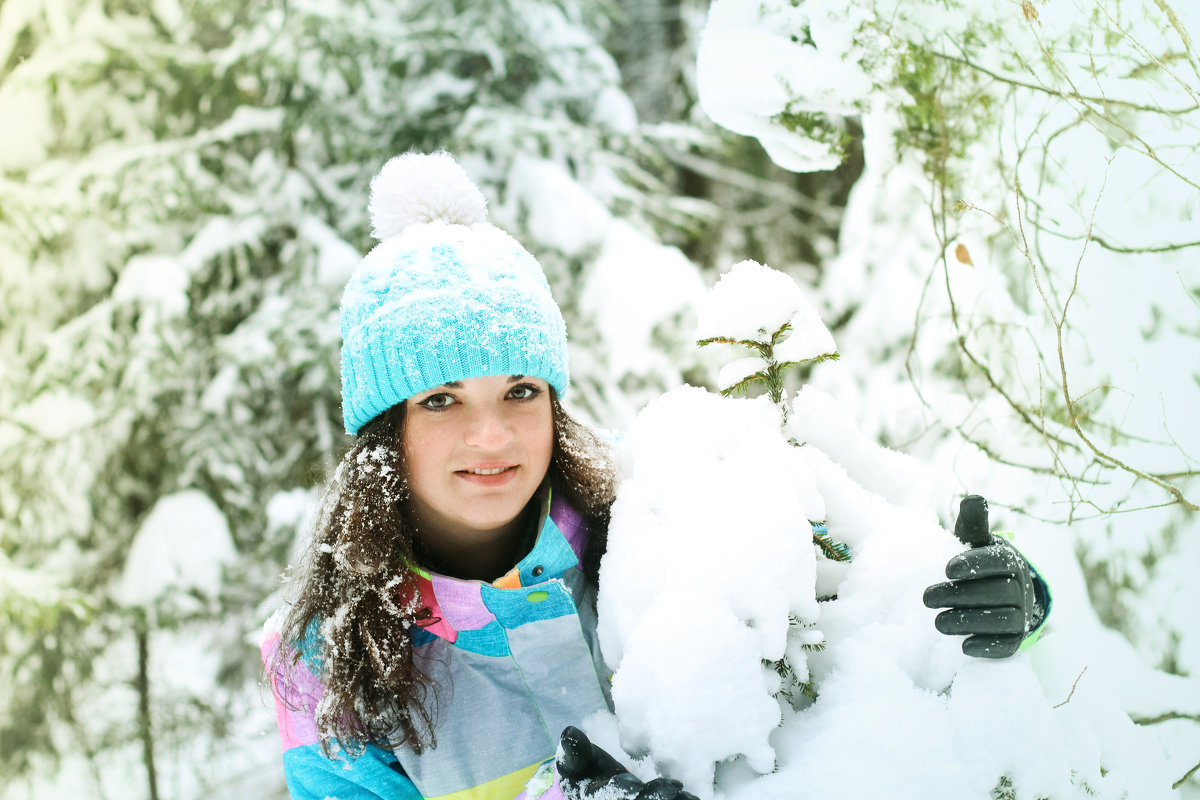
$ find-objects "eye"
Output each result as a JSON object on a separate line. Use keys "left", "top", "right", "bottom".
{"left": 507, "top": 383, "right": 543, "bottom": 401}
{"left": 417, "top": 393, "right": 456, "bottom": 410}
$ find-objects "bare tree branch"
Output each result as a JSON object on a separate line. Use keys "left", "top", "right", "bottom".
{"left": 1133, "top": 711, "right": 1200, "bottom": 726}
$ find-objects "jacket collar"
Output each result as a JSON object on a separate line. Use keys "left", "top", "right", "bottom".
{"left": 410, "top": 494, "right": 586, "bottom": 642}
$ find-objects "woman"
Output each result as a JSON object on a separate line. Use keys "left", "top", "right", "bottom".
{"left": 263, "top": 152, "right": 1048, "bottom": 800}
{"left": 262, "top": 151, "right": 675, "bottom": 800}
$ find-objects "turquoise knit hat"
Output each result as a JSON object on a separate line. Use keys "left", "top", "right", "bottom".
{"left": 340, "top": 152, "right": 569, "bottom": 435}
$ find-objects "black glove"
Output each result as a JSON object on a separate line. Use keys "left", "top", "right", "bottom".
{"left": 557, "top": 726, "right": 699, "bottom": 800}
{"left": 923, "top": 495, "right": 1045, "bottom": 658}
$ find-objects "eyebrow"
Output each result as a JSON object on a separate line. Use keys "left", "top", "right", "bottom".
{"left": 437, "top": 375, "right": 525, "bottom": 390}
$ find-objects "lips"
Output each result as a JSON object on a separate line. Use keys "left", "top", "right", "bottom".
{"left": 456, "top": 464, "right": 518, "bottom": 487}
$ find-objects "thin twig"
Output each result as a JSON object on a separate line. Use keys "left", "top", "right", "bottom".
{"left": 1033, "top": 224, "right": 1200, "bottom": 254}
{"left": 995, "top": 497, "right": 1184, "bottom": 525}
{"left": 954, "top": 334, "right": 1081, "bottom": 454}
{"left": 1053, "top": 667, "right": 1088, "bottom": 709}
{"left": 953, "top": 427, "right": 1105, "bottom": 482}
{"left": 934, "top": 51, "right": 1200, "bottom": 116}
{"left": 1092, "top": 0, "right": 1200, "bottom": 106}
{"left": 1150, "top": 0, "right": 1200, "bottom": 88}
{"left": 1174, "top": 759, "right": 1200, "bottom": 790}
{"left": 1088, "top": 235, "right": 1200, "bottom": 254}
{"left": 963, "top": 178, "right": 1199, "bottom": 511}
{"left": 1045, "top": 165, "right": 1199, "bottom": 510}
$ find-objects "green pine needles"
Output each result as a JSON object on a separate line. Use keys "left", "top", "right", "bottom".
{"left": 768, "top": 617, "right": 827, "bottom": 704}
{"left": 698, "top": 321, "right": 841, "bottom": 412}
{"left": 811, "top": 523, "right": 851, "bottom": 563}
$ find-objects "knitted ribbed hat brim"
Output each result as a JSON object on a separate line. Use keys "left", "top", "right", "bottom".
{"left": 340, "top": 219, "right": 568, "bottom": 434}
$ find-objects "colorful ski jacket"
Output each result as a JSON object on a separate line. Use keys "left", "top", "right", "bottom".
{"left": 261, "top": 496, "right": 610, "bottom": 800}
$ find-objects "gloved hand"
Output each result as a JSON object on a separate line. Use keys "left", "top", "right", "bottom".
{"left": 557, "top": 727, "right": 699, "bottom": 800}
{"left": 923, "top": 495, "right": 1045, "bottom": 658}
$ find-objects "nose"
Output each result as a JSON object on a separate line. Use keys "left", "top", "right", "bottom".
{"left": 463, "top": 404, "right": 511, "bottom": 450}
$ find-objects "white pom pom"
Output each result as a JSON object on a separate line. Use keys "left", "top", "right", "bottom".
{"left": 368, "top": 151, "right": 488, "bottom": 240}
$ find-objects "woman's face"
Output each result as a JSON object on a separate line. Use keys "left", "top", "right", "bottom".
{"left": 403, "top": 374, "right": 553, "bottom": 553}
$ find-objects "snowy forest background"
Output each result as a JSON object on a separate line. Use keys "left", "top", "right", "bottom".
{"left": 1, "top": 0, "right": 1198, "bottom": 797}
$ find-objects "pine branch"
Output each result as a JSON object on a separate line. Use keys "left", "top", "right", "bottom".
{"left": 697, "top": 335, "right": 773, "bottom": 352}
{"left": 719, "top": 372, "right": 771, "bottom": 398}
{"left": 769, "top": 658, "right": 819, "bottom": 702}
{"left": 812, "top": 524, "right": 852, "bottom": 562}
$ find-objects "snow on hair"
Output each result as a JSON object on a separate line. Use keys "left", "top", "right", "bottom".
{"left": 368, "top": 151, "right": 489, "bottom": 241}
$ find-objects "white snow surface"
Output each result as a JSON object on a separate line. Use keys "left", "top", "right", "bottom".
{"left": 505, "top": 154, "right": 612, "bottom": 258}
{"left": 115, "top": 489, "right": 236, "bottom": 609}
{"left": 7, "top": 389, "right": 97, "bottom": 442}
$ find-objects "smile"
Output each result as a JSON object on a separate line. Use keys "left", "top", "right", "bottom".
{"left": 456, "top": 465, "right": 519, "bottom": 488}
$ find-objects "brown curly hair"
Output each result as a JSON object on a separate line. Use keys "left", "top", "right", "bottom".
{"left": 270, "top": 392, "right": 615, "bottom": 756}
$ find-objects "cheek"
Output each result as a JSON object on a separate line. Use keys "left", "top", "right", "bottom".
{"left": 401, "top": 416, "right": 442, "bottom": 490}
{"left": 525, "top": 408, "right": 554, "bottom": 467}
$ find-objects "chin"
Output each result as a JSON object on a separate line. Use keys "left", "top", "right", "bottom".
{"left": 459, "top": 502, "right": 529, "bottom": 535}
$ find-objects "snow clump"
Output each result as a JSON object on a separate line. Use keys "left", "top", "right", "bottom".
{"left": 696, "top": 0, "right": 872, "bottom": 172}
{"left": 116, "top": 489, "right": 236, "bottom": 611}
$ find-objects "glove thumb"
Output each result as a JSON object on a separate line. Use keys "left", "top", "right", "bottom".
{"left": 954, "top": 495, "right": 993, "bottom": 548}
{"left": 558, "top": 726, "right": 592, "bottom": 778}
